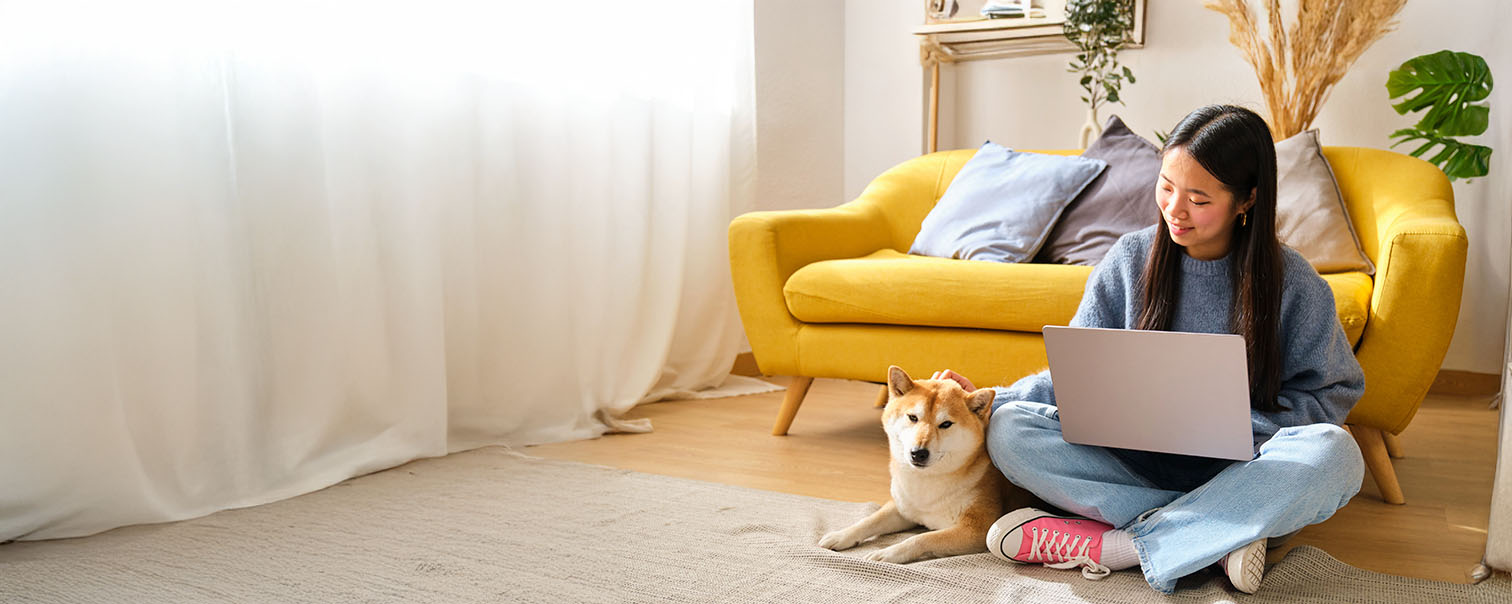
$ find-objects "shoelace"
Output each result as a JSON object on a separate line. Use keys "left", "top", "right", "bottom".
{"left": 1027, "top": 526, "right": 1112, "bottom": 580}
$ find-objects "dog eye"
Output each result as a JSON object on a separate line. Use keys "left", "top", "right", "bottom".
{"left": 939, "top": 421, "right": 953, "bottom": 429}
{"left": 907, "top": 414, "right": 918, "bottom": 423}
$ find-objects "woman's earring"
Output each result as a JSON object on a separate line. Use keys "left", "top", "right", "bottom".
{"left": 1240, "top": 212, "right": 1248, "bottom": 227}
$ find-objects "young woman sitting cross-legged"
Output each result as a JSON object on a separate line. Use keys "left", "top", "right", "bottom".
{"left": 933, "top": 104, "right": 1365, "bottom": 595}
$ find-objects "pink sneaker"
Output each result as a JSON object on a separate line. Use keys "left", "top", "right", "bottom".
{"left": 987, "top": 508, "right": 1113, "bottom": 579}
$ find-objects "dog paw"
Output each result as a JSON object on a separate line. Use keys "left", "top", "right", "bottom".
{"left": 817, "top": 530, "right": 858, "bottom": 551}
{"left": 865, "top": 544, "right": 918, "bottom": 564}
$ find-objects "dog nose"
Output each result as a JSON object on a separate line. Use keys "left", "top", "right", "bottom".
{"left": 910, "top": 448, "right": 930, "bottom": 464}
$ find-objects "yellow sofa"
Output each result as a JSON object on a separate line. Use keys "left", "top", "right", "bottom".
{"left": 729, "top": 146, "right": 1467, "bottom": 505}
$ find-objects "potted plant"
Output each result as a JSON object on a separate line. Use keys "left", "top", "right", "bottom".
{"left": 1064, "top": 0, "right": 1136, "bottom": 147}
{"left": 1386, "top": 49, "right": 1494, "bottom": 181}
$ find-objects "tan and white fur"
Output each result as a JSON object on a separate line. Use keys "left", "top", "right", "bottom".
{"left": 818, "top": 365, "right": 1032, "bottom": 563}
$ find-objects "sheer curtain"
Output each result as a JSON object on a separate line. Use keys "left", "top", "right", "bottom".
{"left": 0, "top": 1, "right": 758, "bottom": 541}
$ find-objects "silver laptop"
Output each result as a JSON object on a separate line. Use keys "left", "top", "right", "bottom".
{"left": 1041, "top": 325, "right": 1255, "bottom": 461}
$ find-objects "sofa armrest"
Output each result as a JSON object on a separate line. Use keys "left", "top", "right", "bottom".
{"left": 1347, "top": 199, "right": 1468, "bottom": 433}
{"left": 729, "top": 203, "right": 892, "bottom": 376}
{"left": 727, "top": 149, "right": 980, "bottom": 376}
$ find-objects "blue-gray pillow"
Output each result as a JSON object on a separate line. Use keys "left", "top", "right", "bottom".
{"left": 910, "top": 142, "right": 1106, "bottom": 263}
{"left": 1035, "top": 115, "right": 1163, "bottom": 266}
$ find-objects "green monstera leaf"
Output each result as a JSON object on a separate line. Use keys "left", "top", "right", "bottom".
{"left": 1389, "top": 129, "right": 1493, "bottom": 181}
{"left": 1386, "top": 50, "right": 1494, "bottom": 181}
{"left": 1387, "top": 50, "right": 1491, "bottom": 137}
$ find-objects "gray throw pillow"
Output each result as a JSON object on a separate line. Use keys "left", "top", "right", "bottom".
{"left": 1035, "top": 115, "right": 1162, "bottom": 266}
{"left": 1275, "top": 130, "right": 1375, "bottom": 274}
{"left": 910, "top": 141, "right": 1106, "bottom": 263}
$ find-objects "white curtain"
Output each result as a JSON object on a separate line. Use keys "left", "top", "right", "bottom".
{"left": 0, "top": 1, "right": 758, "bottom": 541}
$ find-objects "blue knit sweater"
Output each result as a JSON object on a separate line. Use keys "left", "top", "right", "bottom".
{"left": 992, "top": 225, "right": 1366, "bottom": 451}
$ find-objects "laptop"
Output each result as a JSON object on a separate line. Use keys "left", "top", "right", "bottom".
{"left": 1041, "top": 325, "right": 1255, "bottom": 461}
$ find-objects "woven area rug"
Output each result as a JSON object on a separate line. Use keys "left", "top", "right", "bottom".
{"left": 1, "top": 448, "right": 1505, "bottom": 603}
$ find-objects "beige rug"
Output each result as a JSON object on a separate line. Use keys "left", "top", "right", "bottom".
{"left": 1, "top": 448, "right": 1505, "bottom": 603}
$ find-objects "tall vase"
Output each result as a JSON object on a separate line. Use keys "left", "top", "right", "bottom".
{"left": 1078, "top": 105, "right": 1102, "bottom": 149}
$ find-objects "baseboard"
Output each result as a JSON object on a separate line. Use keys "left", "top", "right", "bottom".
{"left": 1428, "top": 369, "right": 1501, "bottom": 397}
{"left": 731, "top": 352, "right": 761, "bottom": 377}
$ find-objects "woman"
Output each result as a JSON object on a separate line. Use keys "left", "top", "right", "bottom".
{"left": 933, "top": 104, "right": 1365, "bottom": 594}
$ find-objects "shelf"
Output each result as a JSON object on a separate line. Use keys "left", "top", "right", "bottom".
{"left": 914, "top": 2, "right": 1145, "bottom": 64}
{"left": 913, "top": 16, "right": 1064, "bottom": 37}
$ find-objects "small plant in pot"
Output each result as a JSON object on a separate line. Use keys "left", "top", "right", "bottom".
{"left": 1064, "top": 0, "right": 1136, "bottom": 147}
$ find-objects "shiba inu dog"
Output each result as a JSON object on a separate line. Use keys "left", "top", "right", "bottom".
{"left": 818, "top": 365, "right": 1030, "bottom": 563}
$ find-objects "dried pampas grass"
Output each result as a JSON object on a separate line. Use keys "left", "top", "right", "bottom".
{"left": 1205, "top": 0, "right": 1407, "bottom": 140}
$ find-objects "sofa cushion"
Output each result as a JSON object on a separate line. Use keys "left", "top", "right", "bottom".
{"left": 785, "top": 249, "right": 1372, "bottom": 345}
{"left": 1277, "top": 130, "right": 1376, "bottom": 274}
{"left": 1036, "top": 115, "right": 1163, "bottom": 266}
{"left": 909, "top": 142, "right": 1106, "bottom": 263}
{"left": 785, "top": 249, "right": 1092, "bottom": 332}
{"left": 1321, "top": 271, "right": 1371, "bottom": 346}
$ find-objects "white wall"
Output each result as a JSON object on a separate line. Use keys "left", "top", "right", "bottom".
{"left": 754, "top": 0, "right": 845, "bottom": 212}
{"left": 844, "top": 0, "right": 929, "bottom": 198}
{"left": 842, "top": 1, "right": 1512, "bottom": 374}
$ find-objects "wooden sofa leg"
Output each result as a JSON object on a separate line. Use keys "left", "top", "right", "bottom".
{"left": 1350, "top": 424, "right": 1405, "bottom": 505}
{"left": 874, "top": 385, "right": 890, "bottom": 408}
{"left": 1382, "top": 431, "right": 1404, "bottom": 459}
{"left": 772, "top": 376, "right": 814, "bottom": 436}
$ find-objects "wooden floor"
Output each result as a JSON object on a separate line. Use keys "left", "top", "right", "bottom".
{"left": 528, "top": 376, "right": 1500, "bottom": 584}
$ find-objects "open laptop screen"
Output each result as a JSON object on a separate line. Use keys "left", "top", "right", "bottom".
{"left": 1042, "top": 325, "right": 1254, "bottom": 461}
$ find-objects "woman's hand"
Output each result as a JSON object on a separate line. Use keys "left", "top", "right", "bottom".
{"left": 930, "top": 369, "right": 977, "bottom": 392}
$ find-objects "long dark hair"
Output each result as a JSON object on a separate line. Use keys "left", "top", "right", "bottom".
{"left": 1137, "top": 105, "right": 1284, "bottom": 412}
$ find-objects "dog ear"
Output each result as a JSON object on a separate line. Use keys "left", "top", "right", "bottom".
{"left": 887, "top": 365, "right": 913, "bottom": 398}
{"left": 967, "top": 388, "right": 995, "bottom": 417}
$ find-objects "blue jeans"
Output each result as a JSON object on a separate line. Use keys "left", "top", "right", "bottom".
{"left": 987, "top": 401, "right": 1364, "bottom": 593}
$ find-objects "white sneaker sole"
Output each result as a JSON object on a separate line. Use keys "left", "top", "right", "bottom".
{"left": 986, "top": 508, "right": 1054, "bottom": 563}
{"left": 1224, "top": 539, "right": 1267, "bottom": 594}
